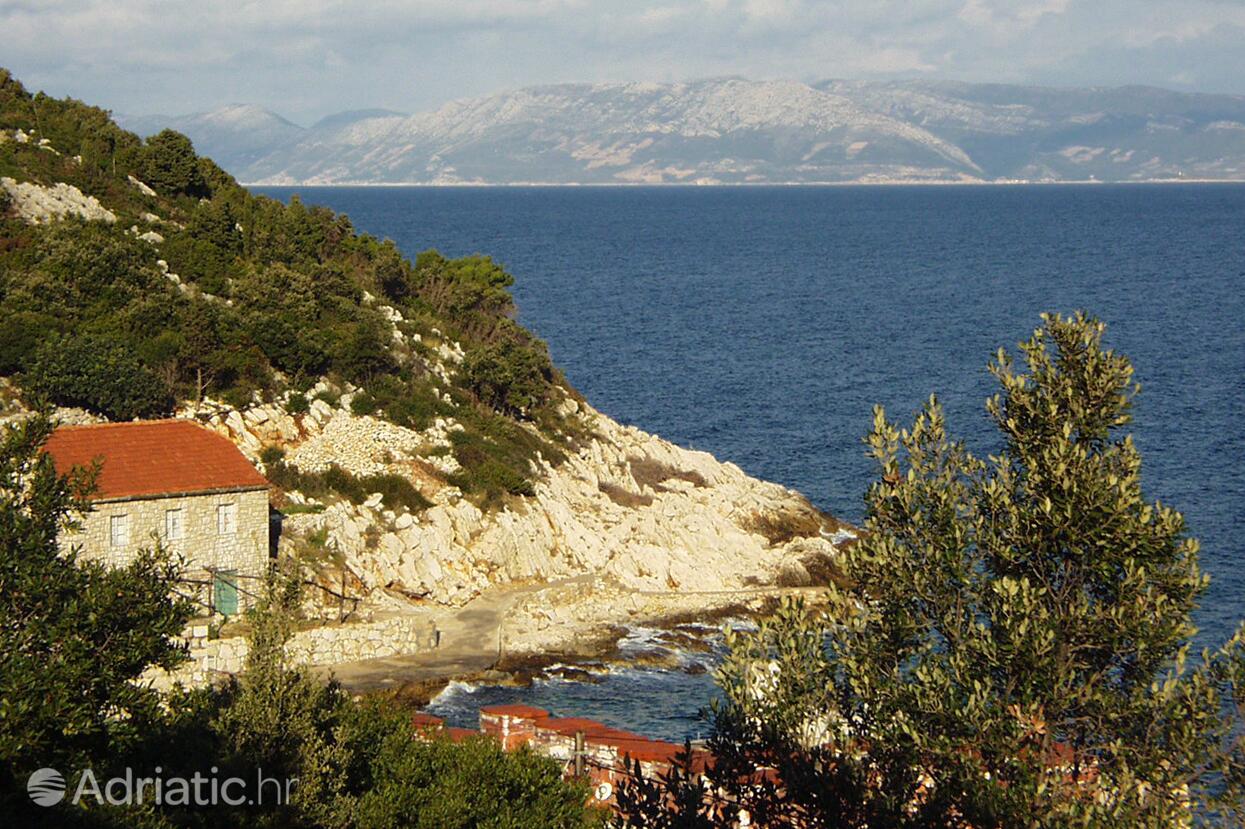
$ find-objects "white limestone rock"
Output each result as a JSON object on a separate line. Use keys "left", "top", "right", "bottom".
{"left": 1, "top": 177, "right": 117, "bottom": 224}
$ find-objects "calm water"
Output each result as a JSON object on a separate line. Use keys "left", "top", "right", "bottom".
{"left": 258, "top": 184, "right": 1245, "bottom": 739}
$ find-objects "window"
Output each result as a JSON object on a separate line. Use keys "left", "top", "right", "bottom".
{"left": 109, "top": 514, "right": 130, "bottom": 548}
{"left": 217, "top": 503, "right": 237, "bottom": 535}
{"left": 165, "top": 508, "right": 184, "bottom": 541}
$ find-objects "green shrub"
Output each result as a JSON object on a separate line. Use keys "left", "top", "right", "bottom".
{"left": 349, "top": 391, "right": 378, "bottom": 416}
{"left": 259, "top": 445, "right": 285, "bottom": 466}
{"left": 370, "top": 376, "right": 446, "bottom": 431}
{"left": 160, "top": 232, "right": 235, "bottom": 295}
{"left": 24, "top": 333, "right": 174, "bottom": 420}
{"left": 285, "top": 392, "right": 310, "bottom": 414}
{"left": 460, "top": 340, "right": 553, "bottom": 416}
{"left": 266, "top": 461, "right": 431, "bottom": 513}
{"left": 0, "top": 310, "right": 56, "bottom": 374}
{"left": 447, "top": 426, "right": 542, "bottom": 505}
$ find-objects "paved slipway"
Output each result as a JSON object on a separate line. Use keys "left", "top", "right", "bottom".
{"left": 319, "top": 576, "right": 592, "bottom": 692}
{"left": 319, "top": 576, "right": 827, "bottom": 694}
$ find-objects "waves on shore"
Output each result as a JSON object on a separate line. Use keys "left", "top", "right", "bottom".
{"left": 424, "top": 622, "right": 746, "bottom": 741}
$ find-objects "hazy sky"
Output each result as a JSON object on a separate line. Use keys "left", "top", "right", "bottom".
{"left": 2, "top": 0, "right": 1244, "bottom": 124}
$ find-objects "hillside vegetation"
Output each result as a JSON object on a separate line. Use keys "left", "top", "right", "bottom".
{"left": 0, "top": 68, "right": 585, "bottom": 507}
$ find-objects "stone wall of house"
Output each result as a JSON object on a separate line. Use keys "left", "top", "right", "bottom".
{"left": 143, "top": 613, "right": 439, "bottom": 689}
{"left": 61, "top": 487, "right": 270, "bottom": 609}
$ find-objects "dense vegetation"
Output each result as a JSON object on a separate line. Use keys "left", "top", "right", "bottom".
{"left": 0, "top": 417, "right": 599, "bottom": 827}
{"left": 616, "top": 315, "right": 1245, "bottom": 827}
{"left": 0, "top": 68, "right": 581, "bottom": 506}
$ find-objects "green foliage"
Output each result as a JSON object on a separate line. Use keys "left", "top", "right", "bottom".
{"left": 138, "top": 129, "right": 206, "bottom": 198}
{"left": 350, "top": 391, "right": 379, "bottom": 416}
{"left": 0, "top": 310, "right": 54, "bottom": 373}
{"left": 259, "top": 444, "right": 286, "bottom": 466}
{"left": 446, "top": 414, "right": 559, "bottom": 505}
{"left": 159, "top": 231, "right": 237, "bottom": 296}
{"left": 619, "top": 313, "right": 1245, "bottom": 827}
{"left": 0, "top": 67, "right": 578, "bottom": 514}
{"left": 286, "top": 392, "right": 310, "bottom": 415}
{"left": 211, "top": 564, "right": 341, "bottom": 786}
{"left": 0, "top": 416, "right": 192, "bottom": 814}
{"left": 353, "top": 731, "right": 599, "bottom": 828}
{"left": 461, "top": 340, "right": 554, "bottom": 417}
{"left": 112, "top": 565, "right": 598, "bottom": 828}
{"left": 413, "top": 251, "right": 516, "bottom": 322}
{"left": 25, "top": 333, "right": 174, "bottom": 420}
{"left": 3, "top": 219, "right": 161, "bottom": 322}
{"left": 266, "top": 460, "right": 432, "bottom": 514}
{"left": 366, "top": 376, "right": 447, "bottom": 431}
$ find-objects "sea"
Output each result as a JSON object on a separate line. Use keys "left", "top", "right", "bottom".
{"left": 256, "top": 184, "right": 1245, "bottom": 741}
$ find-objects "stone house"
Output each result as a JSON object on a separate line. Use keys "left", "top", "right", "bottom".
{"left": 44, "top": 420, "right": 270, "bottom": 616}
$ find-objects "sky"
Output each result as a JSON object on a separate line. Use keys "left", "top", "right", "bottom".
{"left": 2, "top": 0, "right": 1244, "bottom": 124}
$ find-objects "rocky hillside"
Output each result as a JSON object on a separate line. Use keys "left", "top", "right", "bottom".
{"left": 0, "top": 68, "right": 852, "bottom": 611}
{"left": 204, "top": 390, "right": 850, "bottom": 607}
{"left": 121, "top": 78, "right": 1245, "bottom": 184}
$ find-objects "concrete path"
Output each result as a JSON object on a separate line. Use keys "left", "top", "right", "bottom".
{"left": 317, "top": 578, "right": 827, "bottom": 694}
{"left": 320, "top": 575, "right": 593, "bottom": 693}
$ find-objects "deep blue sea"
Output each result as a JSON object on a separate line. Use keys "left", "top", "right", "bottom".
{"left": 257, "top": 184, "right": 1245, "bottom": 740}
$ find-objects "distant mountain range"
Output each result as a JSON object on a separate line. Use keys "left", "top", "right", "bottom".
{"left": 117, "top": 79, "right": 1245, "bottom": 185}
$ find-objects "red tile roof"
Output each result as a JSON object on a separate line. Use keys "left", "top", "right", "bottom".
{"left": 43, "top": 420, "right": 268, "bottom": 501}
{"left": 411, "top": 712, "right": 446, "bottom": 730}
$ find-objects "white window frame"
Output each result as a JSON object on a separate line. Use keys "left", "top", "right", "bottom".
{"left": 110, "top": 514, "right": 130, "bottom": 548}
{"left": 165, "top": 508, "right": 185, "bottom": 542}
{"left": 217, "top": 503, "right": 238, "bottom": 536}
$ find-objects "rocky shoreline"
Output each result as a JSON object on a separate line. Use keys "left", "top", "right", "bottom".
{"left": 2, "top": 327, "right": 856, "bottom": 696}
{"left": 373, "top": 581, "right": 822, "bottom": 709}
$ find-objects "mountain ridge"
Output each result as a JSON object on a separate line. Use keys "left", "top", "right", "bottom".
{"left": 118, "top": 78, "right": 1245, "bottom": 185}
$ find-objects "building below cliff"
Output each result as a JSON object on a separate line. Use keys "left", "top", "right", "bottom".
{"left": 44, "top": 419, "right": 271, "bottom": 616}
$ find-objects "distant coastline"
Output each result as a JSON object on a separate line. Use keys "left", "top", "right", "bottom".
{"left": 246, "top": 178, "right": 1245, "bottom": 188}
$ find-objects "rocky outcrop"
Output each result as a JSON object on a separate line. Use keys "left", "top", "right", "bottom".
{"left": 197, "top": 383, "right": 851, "bottom": 608}
{"left": 0, "top": 176, "right": 117, "bottom": 224}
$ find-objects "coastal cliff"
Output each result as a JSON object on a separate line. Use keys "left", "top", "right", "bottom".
{"left": 197, "top": 381, "right": 851, "bottom": 610}
{"left": 0, "top": 69, "right": 853, "bottom": 678}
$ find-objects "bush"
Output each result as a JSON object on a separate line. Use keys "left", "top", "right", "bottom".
{"left": 286, "top": 392, "right": 310, "bottom": 414}
{"left": 24, "top": 333, "right": 174, "bottom": 420}
{"left": 161, "top": 232, "right": 235, "bottom": 295}
{"left": 266, "top": 461, "right": 431, "bottom": 513}
{"left": 349, "top": 391, "right": 378, "bottom": 416}
{"left": 0, "top": 310, "right": 55, "bottom": 374}
{"left": 369, "top": 376, "right": 446, "bottom": 431}
{"left": 259, "top": 445, "right": 285, "bottom": 466}
{"left": 461, "top": 340, "right": 553, "bottom": 416}
{"left": 447, "top": 427, "right": 540, "bottom": 504}
{"left": 354, "top": 729, "right": 598, "bottom": 828}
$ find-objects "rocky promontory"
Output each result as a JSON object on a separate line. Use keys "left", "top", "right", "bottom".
{"left": 197, "top": 380, "right": 853, "bottom": 613}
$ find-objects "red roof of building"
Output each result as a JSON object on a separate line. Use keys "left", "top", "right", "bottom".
{"left": 445, "top": 727, "right": 483, "bottom": 743}
{"left": 43, "top": 420, "right": 268, "bottom": 501}
{"left": 411, "top": 712, "right": 446, "bottom": 730}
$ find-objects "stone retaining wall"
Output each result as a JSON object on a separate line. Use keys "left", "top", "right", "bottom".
{"left": 145, "top": 614, "right": 438, "bottom": 689}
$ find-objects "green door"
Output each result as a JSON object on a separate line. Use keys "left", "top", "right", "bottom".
{"left": 213, "top": 571, "right": 238, "bottom": 616}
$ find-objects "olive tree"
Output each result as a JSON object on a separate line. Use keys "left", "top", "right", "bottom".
{"left": 618, "top": 313, "right": 1245, "bottom": 827}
